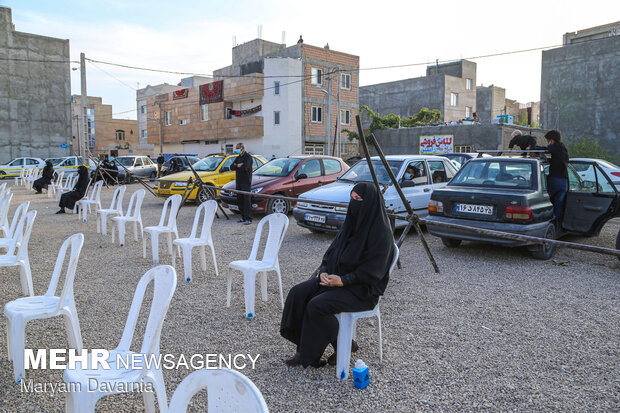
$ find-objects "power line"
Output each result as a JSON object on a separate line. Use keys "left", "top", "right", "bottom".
{"left": 89, "top": 61, "right": 137, "bottom": 91}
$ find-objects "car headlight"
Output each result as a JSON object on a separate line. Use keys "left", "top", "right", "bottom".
{"left": 335, "top": 206, "right": 348, "bottom": 213}
{"left": 173, "top": 182, "right": 188, "bottom": 187}
{"left": 251, "top": 187, "right": 263, "bottom": 193}
{"left": 297, "top": 202, "right": 309, "bottom": 208}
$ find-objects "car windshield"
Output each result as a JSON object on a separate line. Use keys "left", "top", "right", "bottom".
{"left": 46, "top": 158, "right": 65, "bottom": 166}
{"left": 339, "top": 159, "right": 403, "bottom": 185}
{"left": 254, "top": 158, "right": 302, "bottom": 177}
{"left": 115, "top": 157, "right": 135, "bottom": 167}
{"left": 193, "top": 156, "right": 224, "bottom": 172}
{"left": 452, "top": 160, "right": 534, "bottom": 188}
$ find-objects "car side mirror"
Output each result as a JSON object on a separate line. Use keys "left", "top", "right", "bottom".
{"left": 295, "top": 173, "right": 308, "bottom": 181}
{"left": 220, "top": 166, "right": 230, "bottom": 172}
{"left": 583, "top": 180, "right": 595, "bottom": 189}
{"left": 401, "top": 180, "right": 415, "bottom": 188}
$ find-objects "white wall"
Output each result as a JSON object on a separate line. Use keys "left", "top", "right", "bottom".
{"left": 262, "top": 57, "right": 303, "bottom": 158}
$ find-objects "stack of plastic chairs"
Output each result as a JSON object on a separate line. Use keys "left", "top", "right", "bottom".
{"left": 0, "top": 209, "right": 37, "bottom": 296}
{"left": 0, "top": 189, "right": 14, "bottom": 237}
{"left": 47, "top": 170, "right": 65, "bottom": 198}
{"left": 14, "top": 168, "right": 26, "bottom": 187}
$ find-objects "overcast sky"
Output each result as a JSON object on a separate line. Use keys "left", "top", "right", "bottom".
{"left": 4, "top": 0, "right": 618, "bottom": 120}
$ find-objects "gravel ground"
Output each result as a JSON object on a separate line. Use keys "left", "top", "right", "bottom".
{"left": 0, "top": 184, "right": 618, "bottom": 412}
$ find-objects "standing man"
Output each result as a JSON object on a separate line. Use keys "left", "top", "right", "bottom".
{"left": 156, "top": 153, "right": 165, "bottom": 177}
{"left": 230, "top": 142, "right": 253, "bottom": 224}
{"left": 544, "top": 130, "right": 569, "bottom": 225}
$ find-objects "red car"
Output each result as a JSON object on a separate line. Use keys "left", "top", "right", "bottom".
{"left": 220, "top": 156, "right": 349, "bottom": 215}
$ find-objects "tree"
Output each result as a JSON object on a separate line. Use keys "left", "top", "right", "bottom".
{"left": 565, "top": 136, "right": 619, "bottom": 164}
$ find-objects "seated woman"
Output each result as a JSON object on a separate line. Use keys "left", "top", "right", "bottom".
{"left": 32, "top": 161, "right": 54, "bottom": 194}
{"left": 56, "top": 165, "right": 89, "bottom": 214}
{"left": 280, "top": 182, "right": 395, "bottom": 367}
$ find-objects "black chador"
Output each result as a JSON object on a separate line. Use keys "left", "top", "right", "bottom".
{"left": 57, "top": 165, "right": 89, "bottom": 213}
{"left": 32, "top": 161, "right": 54, "bottom": 194}
{"left": 280, "top": 182, "right": 395, "bottom": 367}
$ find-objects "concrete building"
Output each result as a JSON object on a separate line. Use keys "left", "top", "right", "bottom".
{"left": 541, "top": 22, "right": 620, "bottom": 157}
{"left": 476, "top": 85, "right": 540, "bottom": 126}
{"left": 144, "top": 39, "right": 359, "bottom": 158}
{"left": 0, "top": 7, "right": 72, "bottom": 163}
{"left": 360, "top": 60, "right": 477, "bottom": 125}
{"left": 71, "top": 96, "right": 138, "bottom": 158}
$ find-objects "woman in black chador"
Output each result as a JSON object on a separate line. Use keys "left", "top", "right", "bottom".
{"left": 56, "top": 165, "right": 89, "bottom": 214}
{"left": 32, "top": 161, "right": 54, "bottom": 194}
{"left": 280, "top": 182, "right": 395, "bottom": 367}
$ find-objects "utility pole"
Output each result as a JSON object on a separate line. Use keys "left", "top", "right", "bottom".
{"left": 158, "top": 101, "right": 164, "bottom": 154}
{"left": 80, "top": 52, "right": 88, "bottom": 158}
{"left": 326, "top": 70, "right": 332, "bottom": 156}
{"left": 335, "top": 70, "right": 341, "bottom": 158}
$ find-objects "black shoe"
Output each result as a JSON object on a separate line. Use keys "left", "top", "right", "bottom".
{"left": 237, "top": 219, "right": 245, "bottom": 223}
{"left": 55, "top": 209, "right": 65, "bottom": 214}
{"left": 284, "top": 352, "right": 301, "bottom": 367}
{"left": 310, "top": 358, "right": 327, "bottom": 368}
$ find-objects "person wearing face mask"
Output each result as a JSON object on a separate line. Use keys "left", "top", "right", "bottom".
{"left": 280, "top": 182, "right": 395, "bottom": 368}
{"left": 230, "top": 142, "right": 254, "bottom": 224}
{"left": 402, "top": 166, "right": 415, "bottom": 182}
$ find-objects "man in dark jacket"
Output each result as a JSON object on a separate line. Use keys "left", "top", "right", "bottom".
{"left": 230, "top": 142, "right": 253, "bottom": 224}
{"left": 156, "top": 153, "right": 165, "bottom": 177}
{"left": 544, "top": 130, "right": 569, "bottom": 224}
{"left": 508, "top": 130, "right": 537, "bottom": 156}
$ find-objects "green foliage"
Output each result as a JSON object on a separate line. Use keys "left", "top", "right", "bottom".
{"left": 565, "top": 136, "right": 619, "bottom": 163}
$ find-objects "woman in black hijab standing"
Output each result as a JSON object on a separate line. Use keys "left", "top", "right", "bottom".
{"left": 280, "top": 182, "right": 395, "bottom": 367}
{"left": 32, "top": 161, "right": 54, "bottom": 194}
{"left": 56, "top": 165, "right": 90, "bottom": 214}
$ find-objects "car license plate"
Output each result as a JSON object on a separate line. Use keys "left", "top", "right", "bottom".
{"left": 159, "top": 189, "right": 170, "bottom": 195}
{"left": 228, "top": 204, "right": 239, "bottom": 211}
{"left": 304, "top": 213, "right": 326, "bottom": 224}
{"left": 456, "top": 203, "right": 493, "bottom": 215}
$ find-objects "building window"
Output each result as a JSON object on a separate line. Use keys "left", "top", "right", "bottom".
{"left": 466, "top": 106, "right": 472, "bottom": 118}
{"left": 140, "top": 105, "right": 147, "bottom": 114}
{"left": 86, "top": 108, "right": 95, "bottom": 147}
{"left": 454, "top": 145, "right": 472, "bottom": 153}
{"left": 311, "top": 106, "right": 323, "bottom": 123}
{"left": 450, "top": 93, "right": 458, "bottom": 106}
{"left": 274, "top": 111, "right": 280, "bottom": 125}
{"left": 115, "top": 130, "right": 125, "bottom": 141}
{"left": 179, "top": 119, "right": 188, "bottom": 125}
{"left": 225, "top": 144, "right": 234, "bottom": 154}
{"left": 164, "top": 111, "right": 172, "bottom": 126}
{"left": 340, "top": 109, "right": 351, "bottom": 125}
{"left": 304, "top": 144, "right": 325, "bottom": 155}
{"left": 466, "top": 78, "right": 473, "bottom": 90}
{"left": 200, "top": 104, "right": 209, "bottom": 121}
{"left": 311, "top": 68, "right": 323, "bottom": 85}
{"left": 274, "top": 81, "right": 280, "bottom": 95}
{"left": 141, "top": 129, "right": 147, "bottom": 138}
{"left": 340, "top": 73, "right": 351, "bottom": 90}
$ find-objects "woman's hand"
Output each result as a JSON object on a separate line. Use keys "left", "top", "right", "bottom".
{"left": 320, "top": 274, "right": 343, "bottom": 287}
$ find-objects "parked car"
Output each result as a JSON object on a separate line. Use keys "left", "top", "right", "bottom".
{"left": 443, "top": 152, "right": 491, "bottom": 169}
{"left": 220, "top": 156, "right": 350, "bottom": 215}
{"left": 293, "top": 155, "right": 458, "bottom": 233}
{"left": 570, "top": 158, "right": 620, "bottom": 189}
{"left": 425, "top": 157, "right": 620, "bottom": 259}
{"left": 161, "top": 156, "right": 202, "bottom": 176}
{"left": 154, "top": 154, "right": 266, "bottom": 203}
{"left": 0, "top": 157, "right": 46, "bottom": 178}
{"left": 114, "top": 156, "right": 157, "bottom": 182}
{"left": 45, "top": 156, "right": 88, "bottom": 176}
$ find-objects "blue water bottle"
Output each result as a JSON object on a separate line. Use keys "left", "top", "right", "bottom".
{"left": 352, "top": 359, "right": 369, "bottom": 389}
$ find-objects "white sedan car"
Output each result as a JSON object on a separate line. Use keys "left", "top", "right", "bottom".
{"left": 570, "top": 158, "right": 620, "bottom": 189}
{"left": 0, "top": 157, "right": 46, "bottom": 179}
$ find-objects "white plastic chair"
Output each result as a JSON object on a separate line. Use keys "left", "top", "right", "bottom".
{"left": 48, "top": 170, "right": 65, "bottom": 198}
{"left": 26, "top": 168, "right": 40, "bottom": 191}
{"left": 228, "top": 213, "right": 289, "bottom": 318}
{"left": 97, "top": 185, "right": 126, "bottom": 236}
{"left": 173, "top": 200, "right": 218, "bottom": 282}
{"left": 76, "top": 180, "right": 104, "bottom": 222}
{"left": 143, "top": 194, "right": 182, "bottom": 264}
{"left": 0, "top": 190, "right": 14, "bottom": 237}
{"left": 168, "top": 369, "right": 269, "bottom": 413}
{"left": 335, "top": 244, "right": 399, "bottom": 380}
{"left": 0, "top": 210, "right": 37, "bottom": 296}
{"left": 4, "top": 233, "right": 84, "bottom": 383}
{"left": 0, "top": 182, "right": 7, "bottom": 197}
{"left": 112, "top": 189, "right": 145, "bottom": 247}
{"left": 0, "top": 201, "right": 29, "bottom": 249}
{"left": 63, "top": 265, "right": 177, "bottom": 413}
{"left": 14, "top": 168, "right": 26, "bottom": 186}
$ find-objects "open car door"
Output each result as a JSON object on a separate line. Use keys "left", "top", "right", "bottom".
{"left": 562, "top": 161, "right": 620, "bottom": 235}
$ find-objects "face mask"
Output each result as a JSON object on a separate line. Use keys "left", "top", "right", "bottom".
{"left": 404, "top": 173, "right": 412, "bottom": 180}
{"left": 235, "top": 149, "right": 242, "bottom": 155}
{"left": 348, "top": 199, "right": 363, "bottom": 219}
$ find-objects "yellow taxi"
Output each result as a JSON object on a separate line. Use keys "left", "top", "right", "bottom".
{"left": 154, "top": 154, "right": 266, "bottom": 203}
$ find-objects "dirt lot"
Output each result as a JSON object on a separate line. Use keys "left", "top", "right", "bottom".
{"left": 0, "top": 184, "right": 618, "bottom": 412}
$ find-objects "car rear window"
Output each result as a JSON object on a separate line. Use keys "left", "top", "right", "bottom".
{"left": 452, "top": 160, "right": 534, "bottom": 188}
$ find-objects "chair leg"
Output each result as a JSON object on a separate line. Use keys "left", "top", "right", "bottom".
{"left": 133, "top": 221, "right": 139, "bottom": 241}
{"left": 377, "top": 312, "right": 383, "bottom": 362}
{"left": 96, "top": 214, "right": 101, "bottom": 234}
{"left": 8, "top": 317, "right": 26, "bottom": 382}
{"left": 111, "top": 223, "right": 116, "bottom": 243}
{"left": 118, "top": 222, "right": 126, "bottom": 246}
{"left": 260, "top": 272, "right": 268, "bottom": 302}
{"left": 151, "top": 233, "right": 160, "bottom": 263}
{"left": 335, "top": 314, "right": 354, "bottom": 380}
{"left": 150, "top": 368, "right": 168, "bottom": 413}
{"left": 6, "top": 317, "right": 12, "bottom": 361}
{"left": 18, "top": 261, "right": 34, "bottom": 296}
{"left": 64, "top": 304, "right": 83, "bottom": 351}
{"left": 243, "top": 270, "right": 257, "bottom": 318}
{"left": 143, "top": 389, "right": 156, "bottom": 413}
{"left": 226, "top": 273, "right": 232, "bottom": 307}
{"left": 182, "top": 246, "right": 193, "bottom": 283}
{"left": 276, "top": 266, "right": 284, "bottom": 310}
{"left": 167, "top": 232, "right": 173, "bottom": 258}
{"left": 143, "top": 232, "right": 148, "bottom": 259}
{"left": 209, "top": 244, "right": 218, "bottom": 276}
{"left": 200, "top": 246, "right": 207, "bottom": 271}
{"left": 65, "top": 389, "right": 98, "bottom": 413}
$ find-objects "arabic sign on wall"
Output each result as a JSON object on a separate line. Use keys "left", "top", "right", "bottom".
{"left": 420, "top": 135, "right": 454, "bottom": 154}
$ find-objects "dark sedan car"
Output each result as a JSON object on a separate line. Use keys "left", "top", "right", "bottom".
{"left": 425, "top": 157, "right": 620, "bottom": 259}
{"left": 161, "top": 156, "right": 201, "bottom": 176}
{"left": 220, "top": 156, "right": 349, "bottom": 215}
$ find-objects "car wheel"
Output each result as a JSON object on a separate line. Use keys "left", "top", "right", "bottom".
{"left": 615, "top": 229, "right": 620, "bottom": 262}
{"left": 441, "top": 238, "right": 462, "bottom": 248}
{"left": 531, "top": 224, "right": 556, "bottom": 260}
{"left": 267, "top": 197, "right": 290, "bottom": 215}
{"left": 309, "top": 228, "right": 325, "bottom": 234}
{"left": 197, "top": 186, "right": 215, "bottom": 204}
